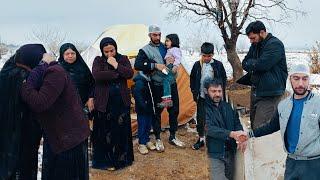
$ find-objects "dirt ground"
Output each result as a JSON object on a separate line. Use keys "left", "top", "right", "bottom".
{"left": 227, "top": 88, "right": 251, "bottom": 109}
{"left": 90, "top": 126, "right": 209, "bottom": 180}
{"left": 89, "top": 88, "right": 251, "bottom": 180}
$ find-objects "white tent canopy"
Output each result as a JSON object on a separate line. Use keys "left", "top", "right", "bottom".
{"left": 81, "top": 24, "right": 149, "bottom": 69}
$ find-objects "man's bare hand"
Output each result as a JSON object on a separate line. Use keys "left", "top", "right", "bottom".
{"left": 155, "top": 63, "right": 167, "bottom": 71}
{"left": 229, "top": 131, "right": 249, "bottom": 143}
{"left": 237, "top": 140, "right": 248, "bottom": 153}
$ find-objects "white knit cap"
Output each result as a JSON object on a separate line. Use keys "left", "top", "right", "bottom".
{"left": 148, "top": 25, "right": 161, "bottom": 33}
{"left": 289, "top": 63, "right": 310, "bottom": 77}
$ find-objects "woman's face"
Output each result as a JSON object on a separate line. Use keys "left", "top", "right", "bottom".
{"left": 102, "top": 45, "right": 116, "bottom": 58}
{"left": 63, "top": 48, "right": 77, "bottom": 64}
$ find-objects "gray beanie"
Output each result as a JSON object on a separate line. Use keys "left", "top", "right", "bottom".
{"left": 289, "top": 63, "right": 310, "bottom": 77}
{"left": 148, "top": 25, "right": 161, "bottom": 33}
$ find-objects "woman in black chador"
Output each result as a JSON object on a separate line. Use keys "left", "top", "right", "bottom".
{"left": 92, "top": 37, "right": 134, "bottom": 170}
{"left": 0, "top": 44, "right": 45, "bottom": 180}
{"left": 58, "top": 43, "right": 95, "bottom": 112}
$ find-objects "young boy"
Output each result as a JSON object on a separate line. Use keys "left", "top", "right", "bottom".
{"left": 190, "top": 42, "right": 227, "bottom": 150}
{"left": 133, "top": 71, "right": 157, "bottom": 154}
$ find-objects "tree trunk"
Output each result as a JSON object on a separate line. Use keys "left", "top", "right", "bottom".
{"left": 225, "top": 42, "right": 243, "bottom": 80}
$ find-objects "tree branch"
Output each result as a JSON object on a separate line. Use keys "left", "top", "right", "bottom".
{"left": 238, "top": 0, "right": 254, "bottom": 31}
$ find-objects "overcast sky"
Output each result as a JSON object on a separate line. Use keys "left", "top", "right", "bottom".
{"left": 0, "top": 0, "right": 319, "bottom": 50}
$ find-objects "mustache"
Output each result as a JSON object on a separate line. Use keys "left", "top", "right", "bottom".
{"left": 294, "top": 86, "right": 307, "bottom": 90}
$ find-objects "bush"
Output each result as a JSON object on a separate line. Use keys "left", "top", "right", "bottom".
{"left": 309, "top": 41, "right": 320, "bottom": 74}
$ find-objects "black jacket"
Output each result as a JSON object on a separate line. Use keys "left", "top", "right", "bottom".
{"left": 190, "top": 59, "right": 227, "bottom": 100}
{"left": 132, "top": 72, "right": 154, "bottom": 115}
{"left": 239, "top": 33, "right": 288, "bottom": 97}
{"left": 205, "top": 98, "right": 243, "bottom": 159}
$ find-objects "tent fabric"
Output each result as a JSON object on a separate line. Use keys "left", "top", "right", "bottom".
{"left": 81, "top": 24, "right": 196, "bottom": 134}
{"left": 81, "top": 24, "right": 150, "bottom": 70}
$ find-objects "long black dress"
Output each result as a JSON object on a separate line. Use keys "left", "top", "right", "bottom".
{"left": 92, "top": 37, "right": 134, "bottom": 170}
{"left": 93, "top": 82, "right": 134, "bottom": 169}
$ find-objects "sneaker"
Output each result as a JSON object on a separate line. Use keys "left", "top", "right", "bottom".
{"left": 157, "top": 97, "right": 173, "bottom": 108}
{"left": 192, "top": 138, "right": 205, "bottom": 150}
{"left": 155, "top": 139, "right": 165, "bottom": 152}
{"left": 169, "top": 137, "right": 185, "bottom": 148}
{"left": 146, "top": 141, "right": 156, "bottom": 151}
{"left": 106, "top": 167, "right": 116, "bottom": 171}
{"left": 91, "top": 162, "right": 108, "bottom": 170}
{"left": 138, "top": 144, "right": 149, "bottom": 155}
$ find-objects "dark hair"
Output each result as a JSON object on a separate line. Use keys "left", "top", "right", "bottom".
{"left": 201, "top": 42, "right": 214, "bottom": 54}
{"left": 166, "top": 34, "right": 180, "bottom": 48}
{"left": 245, "top": 21, "right": 266, "bottom": 35}
{"left": 204, "top": 78, "right": 223, "bottom": 90}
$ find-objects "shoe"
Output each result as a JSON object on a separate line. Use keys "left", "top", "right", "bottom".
{"left": 146, "top": 141, "right": 156, "bottom": 151}
{"left": 192, "top": 138, "right": 205, "bottom": 150}
{"left": 169, "top": 137, "right": 185, "bottom": 148}
{"left": 91, "top": 161, "right": 108, "bottom": 170}
{"left": 157, "top": 96, "right": 173, "bottom": 108}
{"left": 138, "top": 144, "right": 149, "bottom": 155}
{"left": 106, "top": 167, "right": 116, "bottom": 171}
{"left": 165, "top": 99, "right": 173, "bottom": 107}
{"left": 155, "top": 139, "right": 165, "bottom": 152}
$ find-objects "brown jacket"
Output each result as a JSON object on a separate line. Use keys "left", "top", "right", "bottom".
{"left": 92, "top": 55, "right": 133, "bottom": 112}
{"left": 21, "top": 62, "right": 90, "bottom": 154}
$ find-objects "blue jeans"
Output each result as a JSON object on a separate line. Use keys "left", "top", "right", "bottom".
{"left": 284, "top": 157, "right": 320, "bottom": 180}
{"left": 162, "top": 64, "right": 175, "bottom": 97}
{"left": 208, "top": 151, "right": 235, "bottom": 180}
{"left": 137, "top": 114, "right": 153, "bottom": 145}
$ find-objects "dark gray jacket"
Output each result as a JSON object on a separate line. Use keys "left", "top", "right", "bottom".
{"left": 205, "top": 98, "right": 243, "bottom": 159}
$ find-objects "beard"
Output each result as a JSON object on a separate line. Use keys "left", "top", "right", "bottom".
{"left": 151, "top": 39, "right": 160, "bottom": 45}
{"left": 293, "top": 87, "right": 308, "bottom": 96}
{"left": 211, "top": 96, "right": 222, "bottom": 103}
{"left": 253, "top": 35, "right": 264, "bottom": 45}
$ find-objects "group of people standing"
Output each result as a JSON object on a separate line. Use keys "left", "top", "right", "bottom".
{"left": 0, "top": 24, "right": 190, "bottom": 179}
{"left": 1, "top": 20, "right": 319, "bottom": 180}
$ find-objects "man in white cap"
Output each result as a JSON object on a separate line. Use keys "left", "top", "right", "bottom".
{"left": 237, "top": 63, "right": 320, "bottom": 179}
{"left": 134, "top": 25, "right": 184, "bottom": 153}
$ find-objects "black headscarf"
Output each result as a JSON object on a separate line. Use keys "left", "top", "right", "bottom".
{"left": 99, "top": 37, "right": 122, "bottom": 61}
{"left": 58, "top": 43, "right": 95, "bottom": 105}
{"left": 15, "top": 44, "right": 46, "bottom": 69}
{"left": 0, "top": 44, "right": 46, "bottom": 179}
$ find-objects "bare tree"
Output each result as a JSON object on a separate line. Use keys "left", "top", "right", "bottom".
{"left": 161, "top": 0, "right": 306, "bottom": 80}
{"left": 183, "top": 27, "right": 224, "bottom": 55}
{"left": 309, "top": 41, "right": 320, "bottom": 74}
{"left": 28, "top": 26, "right": 67, "bottom": 58}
